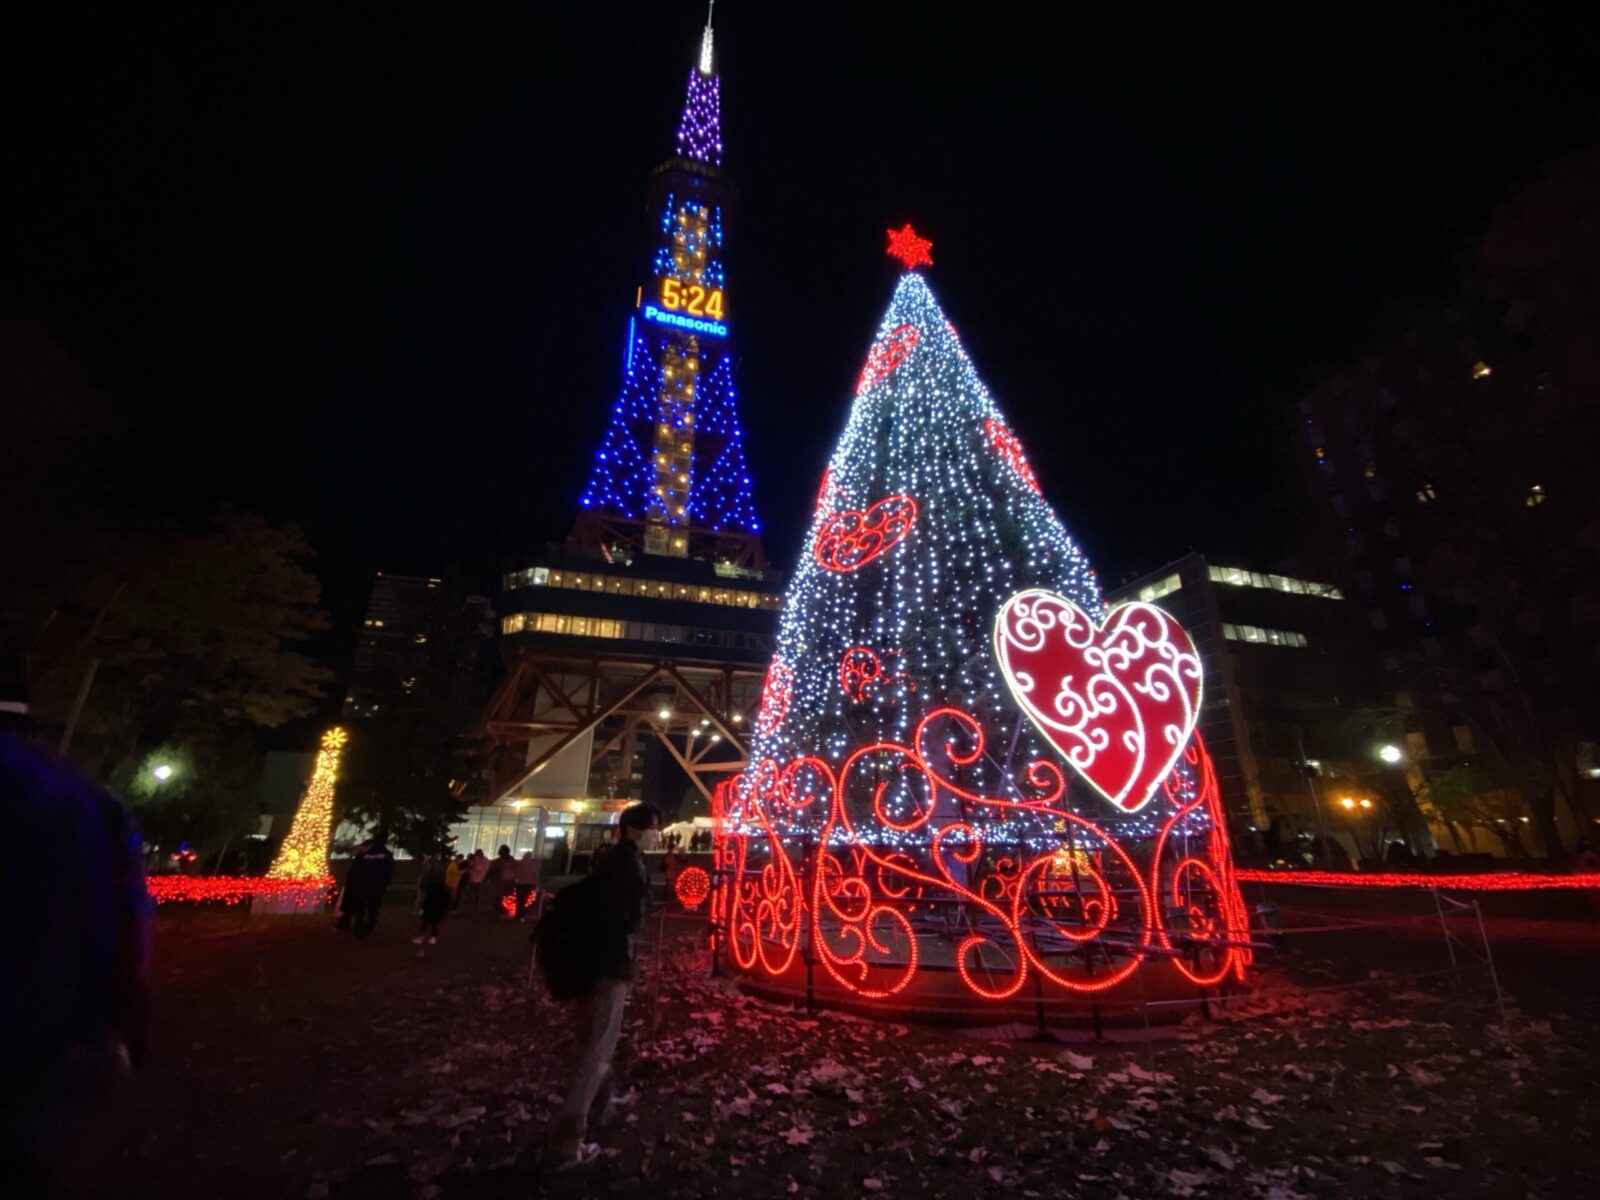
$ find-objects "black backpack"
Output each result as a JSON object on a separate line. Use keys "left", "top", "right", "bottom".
{"left": 532, "top": 874, "right": 600, "bottom": 1001}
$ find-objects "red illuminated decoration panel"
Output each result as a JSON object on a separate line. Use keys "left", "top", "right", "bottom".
{"left": 1237, "top": 868, "right": 1600, "bottom": 891}
{"left": 713, "top": 725, "right": 1250, "bottom": 1007}
{"left": 995, "top": 591, "right": 1203, "bottom": 814}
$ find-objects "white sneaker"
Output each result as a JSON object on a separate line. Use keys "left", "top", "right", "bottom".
{"left": 554, "top": 1142, "right": 602, "bottom": 1171}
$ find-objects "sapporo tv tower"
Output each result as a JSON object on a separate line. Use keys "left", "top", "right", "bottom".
{"left": 474, "top": 6, "right": 782, "bottom": 830}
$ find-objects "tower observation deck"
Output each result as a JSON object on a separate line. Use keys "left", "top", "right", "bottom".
{"left": 473, "top": 10, "right": 781, "bottom": 829}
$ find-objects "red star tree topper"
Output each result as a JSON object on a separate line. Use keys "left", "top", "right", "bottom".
{"left": 885, "top": 223, "right": 934, "bottom": 270}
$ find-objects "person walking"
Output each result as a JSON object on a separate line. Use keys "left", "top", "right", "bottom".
{"left": 461, "top": 848, "right": 490, "bottom": 912}
{"left": 513, "top": 850, "right": 540, "bottom": 920}
{"left": 492, "top": 844, "right": 516, "bottom": 916}
{"left": 335, "top": 832, "right": 396, "bottom": 937}
{"left": 413, "top": 850, "right": 452, "bottom": 944}
{"left": 548, "top": 803, "right": 661, "bottom": 1169}
{"left": 445, "top": 853, "right": 465, "bottom": 908}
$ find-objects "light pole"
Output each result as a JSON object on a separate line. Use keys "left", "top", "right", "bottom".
{"left": 1373, "top": 742, "right": 1430, "bottom": 859}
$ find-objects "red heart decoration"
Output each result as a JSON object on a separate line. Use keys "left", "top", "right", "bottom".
{"left": 813, "top": 495, "right": 918, "bottom": 573}
{"left": 994, "top": 590, "right": 1202, "bottom": 813}
{"left": 856, "top": 324, "right": 921, "bottom": 395}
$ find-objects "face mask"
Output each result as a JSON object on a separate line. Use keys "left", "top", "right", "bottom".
{"left": 640, "top": 829, "right": 662, "bottom": 851}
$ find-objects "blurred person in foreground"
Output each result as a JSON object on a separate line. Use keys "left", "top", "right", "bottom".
{"left": 0, "top": 663, "right": 152, "bottom": 1190}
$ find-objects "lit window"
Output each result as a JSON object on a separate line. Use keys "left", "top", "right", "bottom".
{"left": 1206, "top": 566, "right": 1340, "bottom": 600}
{"left": 1525, "top": 484, "right": 1546, "bottom": 508}
{"left": 1415, "top": 483, "right": 1437, "bottom": 504}
{"left": 1472, "top": 360, "right": 1492, "bottom": 380}
{"left": 1136, "top": 572, "right": 1182, "bottom": 603}
{"left": 1222, "top": 622, "right": 1308, "bottom": 648}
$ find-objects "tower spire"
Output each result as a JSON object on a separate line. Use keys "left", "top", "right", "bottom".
{"left": 676, "top": 3, "right": 722, "bottom": 165}
{"left": 698, "top": 1, "right": 715, "bottom": 75}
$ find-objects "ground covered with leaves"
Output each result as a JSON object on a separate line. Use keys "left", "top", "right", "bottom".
{"left": 90, "top": 897, "right": 1600, "bottom": 1199}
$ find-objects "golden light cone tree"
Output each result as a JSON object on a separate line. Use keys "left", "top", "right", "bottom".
{"left": 266, "top": 727, "right": 347, "bottom": 879}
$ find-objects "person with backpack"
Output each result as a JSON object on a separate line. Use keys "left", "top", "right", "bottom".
{"left": 537, "top": 802, "right": 661, "bottom": 1169}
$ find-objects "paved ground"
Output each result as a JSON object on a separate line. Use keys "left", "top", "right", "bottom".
{"left": 67, "top": 893, "right": 1600, "bottom": 1199}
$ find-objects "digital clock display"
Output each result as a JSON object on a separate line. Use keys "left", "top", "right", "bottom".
{"left": 659, "top": 278, "right": 724, "bottom": 320}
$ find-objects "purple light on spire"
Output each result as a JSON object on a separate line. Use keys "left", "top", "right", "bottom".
{"left": 675, "top": 67, "right": 722, "bottom": 166}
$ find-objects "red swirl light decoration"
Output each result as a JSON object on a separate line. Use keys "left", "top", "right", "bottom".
{"left": 995, "top": 590, "right": 1202, "bottom": 813}
{"left": 675, "top": 866, "right": 711, "bottom": 910}
{"left": 1236, "top": 868, "right": 1600, "bottom": 891}
{"left": 839, "top": 646, "right": 916, "bottom": 703}
{"left": 714, "top": 710, "right": 1250, "bottom": 1007}
{"left": 983, "top": 418, "right": 1041, "bottom": 495}
{"left": 754, "top": 661, "right": 793, "bottom": 738}
{"left": 814, "top": 495, "right": 918, "bottom": 573}
{"left": 856, "top": 324, "right": 922, "bottom": 395}
{"left": 814, "top": 465, "right": 839, "bottom": 519}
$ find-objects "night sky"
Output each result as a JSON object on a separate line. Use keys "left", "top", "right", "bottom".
{"left": 8, "top": 4, "right": 1599, "bottom": 662}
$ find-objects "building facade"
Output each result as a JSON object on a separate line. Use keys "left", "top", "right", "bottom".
{"left": 344, "top": 572, "right": 494, "bottom": 720}
{"left": 1108, "top": 555, "right": 1375, "bottom": 854}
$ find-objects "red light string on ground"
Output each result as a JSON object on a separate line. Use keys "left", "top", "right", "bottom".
{"left": 147, "top": 875, "right": 335, "bottom": 906}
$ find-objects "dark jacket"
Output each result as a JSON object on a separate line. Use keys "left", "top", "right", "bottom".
{"left": 342, "top": 844, "right": 396, "bottom": 902}
{"left": 589, "top": 838, "right": 650, "bottom": 982}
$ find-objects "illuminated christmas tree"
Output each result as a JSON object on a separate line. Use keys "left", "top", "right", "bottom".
{"left": 716, "top": 230, "right": 1250, "bottom": 1011}
{"left": 266, "top": 726, "right": 346, "bottom": 880}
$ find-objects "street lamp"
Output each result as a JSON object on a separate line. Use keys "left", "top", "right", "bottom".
{"left": 1377, "top": 744, "right": 1404, "bottom": 765}
{"left": 1339, "top": 797, "right": 1356, "bottom": 810}
{"left": 152, "top": 763, "right": 174, "bottom": 783}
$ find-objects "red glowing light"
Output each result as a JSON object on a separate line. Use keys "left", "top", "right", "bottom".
{"left": 754, "top": 661, "right": 793, "bottom": 738}
{"left": 715, "top": 706, "right": 1249, "bottom": 1005}
{"left": 983, "top": 418, "right": 1041, "bottom": 494}
{"left": 146, "top": 875, "right": 335, "bottom": 907}
{"left": 814, "top": 466, "right": 838, "bottom": 519}
{"left": 856, "top": 324, "right": 922, "bottom": 395}
{"left": 885, "top": 223, "right": 934, "bottom": 270}
{"left": 839, "top": 646, "right": 915, "bottom": 703}
{"left": 813, "top": 495, "right": 918, "bottom": 573}
{"left": 1236, "top": 868, "right": 1600, "bottom": 892}
{"left": 995, "top": 591, "right": 1202, "bottom": 813}
{"left": 675, "top": 866, "right": 711, "bottom": 910}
